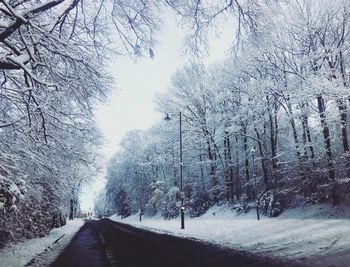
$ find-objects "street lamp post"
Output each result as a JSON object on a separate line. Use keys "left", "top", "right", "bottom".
{"left": 251, "top": 147, "right": 260, "bottom": 221}
{"left": 165, "top": 111, "right": 185, "bottom": 229}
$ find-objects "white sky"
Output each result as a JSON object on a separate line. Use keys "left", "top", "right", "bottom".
{"left": 80, "top": 13, "right": 234, "bottom": 211}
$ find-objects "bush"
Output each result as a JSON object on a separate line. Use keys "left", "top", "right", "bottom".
{"left": 162, "top": 200, "right": 179, "bottom": 219}
{"left": 0, "top": 230, "right": 12, "bottom": 249}
{"left": 259, "top": 190, "right": 283, "bottom": 217}
{"left": 162, "top": 186, "right": 179, "bottom": 219}
{"left": 188, "top": 189, "right": 211, "bottom": 218}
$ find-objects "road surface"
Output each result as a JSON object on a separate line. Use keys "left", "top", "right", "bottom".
{"left": 51, "top": 219, "right": 297, "bottom": 267}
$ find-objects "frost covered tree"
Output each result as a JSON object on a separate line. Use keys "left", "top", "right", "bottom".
{"left": 102, "top": 0, "right": 350, "bottom": 220}
{"left": 0, "top": 0, "right": 161, "bottom": 246}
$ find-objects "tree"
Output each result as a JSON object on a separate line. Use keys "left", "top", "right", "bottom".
{"left": 101, "top": 0, "right": 350, "bottom": 222}
{"left": 0, "top": 0, "right": 161, "bottom": 246}
{"left": 115, "top": 188, "right": 131, "bottom": 218}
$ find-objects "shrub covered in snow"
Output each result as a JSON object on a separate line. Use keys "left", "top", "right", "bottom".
{"left": 0, "top": 182, "right": 67, "bottom": 248}
{"left": 162, "top": 186, "right": 180, "bottom": 219}
{"left": 188, "top": 188, "right": 211, "bottom": 218}
{"left": 0, "top": 176, "right": 26, "bottom": 213}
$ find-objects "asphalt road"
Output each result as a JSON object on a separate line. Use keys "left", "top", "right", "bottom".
{"left": 51, "top": 219, "right": 297, "bottom": 267}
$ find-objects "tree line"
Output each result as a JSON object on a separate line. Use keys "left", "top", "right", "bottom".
{"left": 0, "top": 0, "right": 160, "bottom": 247}
{"left": 99, "top": 0, "right": 350, "bottom": 220}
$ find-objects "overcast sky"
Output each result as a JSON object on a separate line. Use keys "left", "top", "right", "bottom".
{"left": 80, "top": 13, "right": 233, "bottom": 211}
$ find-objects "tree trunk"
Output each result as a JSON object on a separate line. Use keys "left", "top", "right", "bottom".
{"left": 242, "top": 123, "right": 250, "bottom": 180}
{"left": 337, "top": 99, "right": 350, "bottom": 178}
{"left": 286, "top": 98, "right": 301, "bottom": 159}
{"left": 199, "top": 153, "right": 206, "bottom": 191}
{"left": 317, "top": 95, "right": 338, "bottom": 205}
{"left": 235, "top": 135, "right": 240, "bottom": 199}
{"left": 338, "top": 50, "right": 350, "bottom": 178}
{"left": 69, "top": 199, "right": 74, "bottom": 220}
{"left": 266, "top": 95, "right": 277, "bottom": 187}
{"left": 224, "top": 134, "right": 235, "bottom": 202}
{"left": 300, "top": 104, "right": 315, "bottom": 162}
{"left": 208, "top": 141, "right": 219, "bottom": 203}
{"left": 255, "top": 128, "right": 269, "bottom": 189}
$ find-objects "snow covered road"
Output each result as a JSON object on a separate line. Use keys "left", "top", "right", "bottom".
{"left": 51, "top": 219, "right": 289, "bottom": 267}
{"left": 112, "top": 204, "right": 350, "bottom": 267}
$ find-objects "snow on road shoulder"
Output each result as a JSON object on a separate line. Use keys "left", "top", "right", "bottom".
{"left": 0, "top": 219, "right": 84, "bottom": 267}
{"left": 111, "top": 203, "right": 350, "bottom": 267}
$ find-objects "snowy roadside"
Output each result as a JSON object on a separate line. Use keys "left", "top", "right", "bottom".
{"left": 111, "top": 203, "right": 350, "bottom": 267}
{"left": 0, "top": 219, "right": 84, "bottom": 267}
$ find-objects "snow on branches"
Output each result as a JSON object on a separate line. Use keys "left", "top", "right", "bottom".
{"left": 0, "top": 0, "right": 160, "bottom": 246}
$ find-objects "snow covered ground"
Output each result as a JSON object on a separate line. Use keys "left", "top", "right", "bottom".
{"left": 111, "top": 203, "right": 350, "bottom": 267}
{"left": 0, "top": 219, "right": 84, "bottom": 267}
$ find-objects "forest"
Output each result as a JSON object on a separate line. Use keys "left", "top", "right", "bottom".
{"left": 98, "top": 0, "right": 350, "bottom": 221}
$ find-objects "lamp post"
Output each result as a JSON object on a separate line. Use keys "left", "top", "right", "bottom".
{"left": 135, "top": 170, "right": 143, "bottom": 222}
{"left": 165, "top": 111, "right": 185, "bottom": 229}
{"left": 251, "top": 147, "right": 260, "bottom": 221}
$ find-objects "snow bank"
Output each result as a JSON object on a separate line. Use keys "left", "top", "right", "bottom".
{"left": 111, "top": 203, "right": 350, "bottom": 267}
{"left": 0, "top": 219, "right": 84, "bottom": 267}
